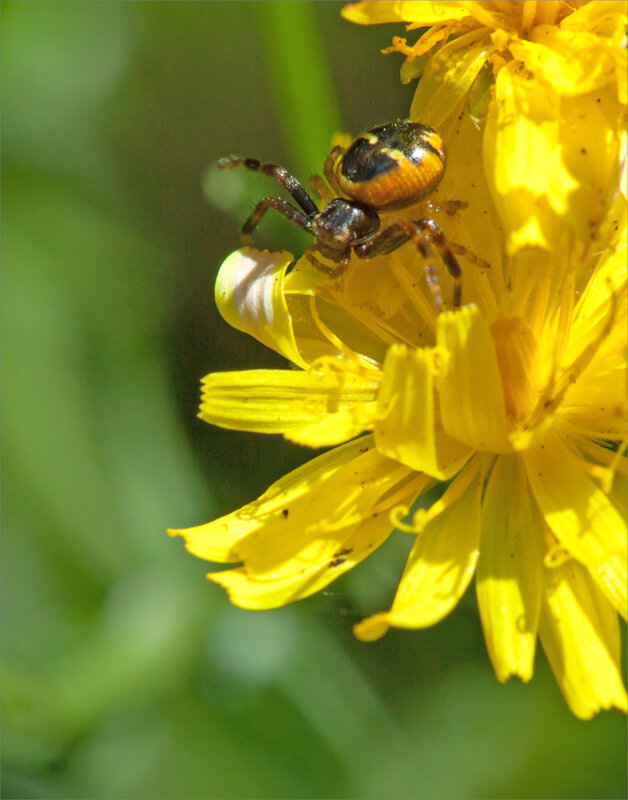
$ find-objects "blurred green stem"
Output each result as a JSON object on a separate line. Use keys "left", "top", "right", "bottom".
{"left": 257, "top": 1, "right": 342, "bottom": 173}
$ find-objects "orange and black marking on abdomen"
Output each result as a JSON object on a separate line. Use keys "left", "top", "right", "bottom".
{"left": 335, "top": 121, "right": 446, "bottom": 210}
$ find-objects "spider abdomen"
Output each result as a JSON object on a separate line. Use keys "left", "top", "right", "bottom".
{"left": 336, "top": 121, "right": 446, "bottom": 210}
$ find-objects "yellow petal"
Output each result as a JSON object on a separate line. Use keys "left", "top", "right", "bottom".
{"left": 484, "top": 62, "right": 578, "bottom": 253}
{"left": 559, "top": 348, "right": 627, "bottom": 443}
{"left": 390, "top": 19, "right": 476, "bottom": 66}
{"left": 341, "top": 1, "right": 472, "bottom": 26}
{"left": 566, "top": 211, "right": 627, "bottom": 361}
{"left": 463, "top": 1, "right": 509, "bottom": 29}
{"left": 174, "top": 436, "right": 428, "bottom": 607}
{"left": 491, "top": 315, "right": 542, "bottom": 422}
{"left": 560, "top": 1, "right": 627, "bottom": 40}
{"left": 523, "top": 432, "right": 627, "bottom": 617}
{"left": 285, "top": 404, "right": 377, "bottom": 447}
{"left": 208, "top": 485, "right": 422, "bottom": 610}
{"left": 355, "top": 457, "right": 483, "bottom": 640}
{"left": 539, "top": 559, "right": 627, "bottom": 719}
{"left": 436, "top": 104, "right": 504, "bottom": 316}
{"left": 476, "top": 456, "right": 544, "bottom": 683}
{"left": 238, "top": 446, "right": 417, "bottom": 577}
{"left": 375, "top": 344, "right": 472, "bottom": 479}
{"left": 510, "top": 28, "right": 619, "bottom": 96}
{"left": 556, "top": 90, "right": 624, "bottom": 240}
{"left": 556, "top": 228, "right": 627, "bottom": 440}
{"left": 560, "top": 5, "right": 628, "bottom": 106}
{"left": 410, "top": 29, "right": 491, "bottom": 129}
{"left": 199, "top": 369, "right": 378, "bottom": 439}
{"left": 614, "top": 39, "right": 627, "bottom": 105}
{"left": 169, "top": 435, "right": 380, "bottom": 562}
{"left": 609, "top": 463, "right": 628, "bottom": 518}
{"left": 436, "top": 305, "right": 511, "bottom": 452}
{"left": 284, "top": 256, "right": 404, "bottom": 367}
{"left": 215, "top": 248, "right": 309, "bottom": 369}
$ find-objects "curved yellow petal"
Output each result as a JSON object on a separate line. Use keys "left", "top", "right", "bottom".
{"left": 567, "top": 213, "right": 627, "bottom": 360}
{"left": 410, "top": 29, "right": 491, "bottom": 129}
{"left": 476, "top": 456, "right": 544, "bottom": 683}
{"left": 285, "top": 404, "right": 377, "bottom": 447}
{"left": 174, "top": 436, "right": 429, "bottom": 604}
{"left": 390, "top": 21, "right": 478, "bottom": 75}
{"left": 437, "top": 102, "right": 504, "bottom": 304}
{"left": 238, "top": 446, "right": 416, "bottom": 577}
{"left": 557, "top": 91, "right": 624, "bottom": 240}
{"left": 284, "top": 256, "right": 403, "bottom": 367}
{"left": 559, "top": 343, "right": 627, "bottom": 442}
{"left": 199, "top": 369, "right": 378, "bottom": 439}
{"left": 375, "top": 343, "right": 472, "bottom": 479}
{"left": 436, "top": 305, "right": 511, "bottom": 452}
{"left": 559, "top": 2, "right": 627, "bottom": 104}
{"left": 523, "top": 432, "right": 627, "bottom": 617}
{"left": 341, "top": 1, "right": 471, "bottom": 27}
{"left": 207, "top": 478, "right": 425, "bottom": 610}
{"left": 215, "top": 248, "right": 309, "bottom": 369}
{"left": 558, "top": 229, "right": 627, "bottom": 439}
{"left": 560, "top": 1, "right": 627, "bottom": 39}
{"left": 169, "top": 435, "right": 379, "bottom": 562}
{"left": 355, "top": 457, "right": 483, "bottom": 640}
{"left": 510, "top": 29, "right": 619, "bottom": 97}
{"left": 539, "top": 559, "right": 627, "bottom": 719}
{"left": 463, "top": 1, "right": 510, "bottom": 29}
{"left": 615, "top": 47, "right": 627, "bottom": 105}
{"left": 609, "top": 463, "right": 628, "bottom": 519}
{"left": 484, "top": 62, "right": 578, "bottom": 253}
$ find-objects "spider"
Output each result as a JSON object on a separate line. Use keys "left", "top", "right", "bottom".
{"left": 218, "top": 120, "right": 484, "bottom": 307}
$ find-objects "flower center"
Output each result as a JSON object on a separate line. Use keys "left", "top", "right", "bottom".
{"left": 491, "top": 315, "right": 541, "bottom": 423}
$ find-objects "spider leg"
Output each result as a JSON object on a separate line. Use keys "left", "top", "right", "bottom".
{"left": 323, "top": 145, "right": 345, "bottom": 196}
{"left": 420, "top": 202, "right": 491, "bottom": 270}
{"left": 354, "top": 219, "right": 461, "bottom": 308}
{"left": 448, "top": 241, "right": 491, "bottom": 272}
{"left": 305, "top": 245, "right": 351, "bottom": 279}
{"left": 413, "top": 219, "right": 462, "bottom": 307}
{"left": 241, "top": 197, "right": 314, "bottom": 244}
{"left": 417, "top": 237, "right": 445, "bottom": 308}
{"left": 217, "top": 156, "right": 318, "bottom": 216}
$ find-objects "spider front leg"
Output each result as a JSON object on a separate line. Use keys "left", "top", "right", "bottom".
{"left": 304, "top": 245, "right": 351, "bottom": 279}
{"left": 217, "top": 155, "right": 319, "bottom": 216}
{"left": 241, "top": 197, "right": 314, "bottom": 244}
{"left": 354, "top": 218, "right": 462, "bottom": 308}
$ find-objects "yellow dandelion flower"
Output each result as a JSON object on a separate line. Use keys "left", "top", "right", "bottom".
{"left": 171, "top": 181, "right": 626, "bottom": 717}
{"left": 170, "top": 1, "right": 627, "bottom": 718}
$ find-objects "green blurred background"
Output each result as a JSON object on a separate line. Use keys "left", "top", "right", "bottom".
{"left": 2, "top": 3, "right": 626, "bottom": 798}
